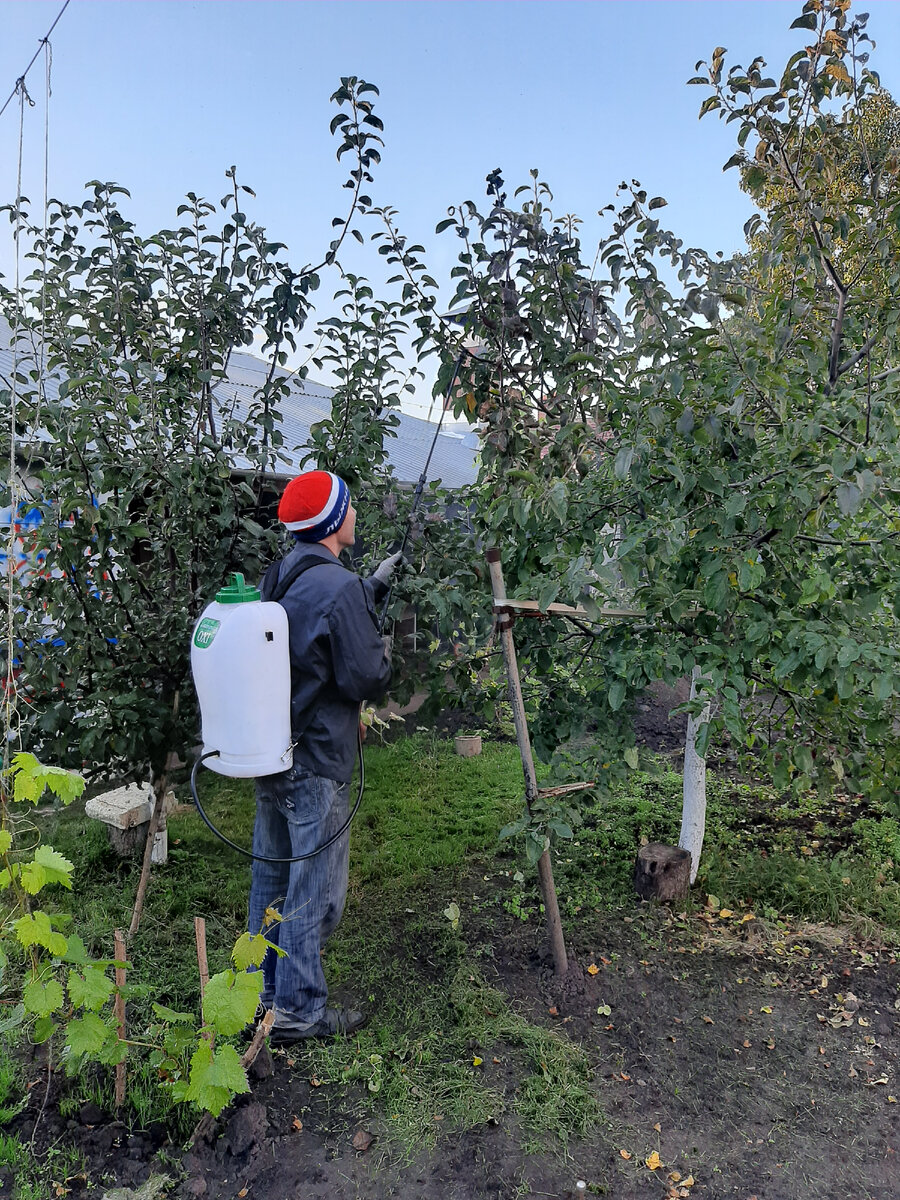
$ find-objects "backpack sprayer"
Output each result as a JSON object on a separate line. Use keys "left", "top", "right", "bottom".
{"left": 188, "top": 350, "right": 465, "bottom": 863}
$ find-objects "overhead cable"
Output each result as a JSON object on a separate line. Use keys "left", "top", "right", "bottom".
{"left": 0, "top": 0, "right": 70, "bottom": 122}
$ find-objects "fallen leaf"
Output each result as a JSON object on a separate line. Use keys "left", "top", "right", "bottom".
{"left": 701, "top": 1015, "right": 715, "bottom": 1024}
{"left": 719, "top": 909, "right": 734, "bottom": 918}
{"left": 682, "top": 1177, "right": 695, "bottom": 1188}
{"left": 548, "top": 1006, "right": 559, "bottom": 1016}
{"left": 238, "top": 1190, "right": 248, "bottom": 1199}
{"left": 646, "top": 1151, "right": 663, "bottom": 1170}
{"left": 619, "top": 1071, "right": 631, "bottom": 1081}
{"left": 740, "top": 913, "right": 756, "bottom": 923}
{"left": 597, "top": 1004, "right": 612, "bottom": 1016}
{"left": 871, "top": 1076, "right": 889, "bottom": 1085}
{"left": 654, "top": 1122, "right": 662, "bottom": 1132}
{"left": 310, "top": 1077, "right": 322, "bottom": 1088}
{"left": 742, "top": 1039, "right": 752, "bottom": 1048}
{"left": 761, "top": 1006, "right": 773, "bottom": 1014}
{"left": 706, "top": 895, "right": 720, "bottom": 911}
{"left": 619, "top": 1149, "right": 632, "bottom": 1160}
{"left": 587, "top": 963, "right": 600, "bottom": 976}
{"left": 291, "top": 1117, "right": 303, "bottom": 1131}
{"left": 352, "top": 1129, "right": 374, "bottom": 1152}
{"left": 492, "top": 1057, "right": 501, "bottom": 1064}
{"left": 888, "top": 1095, "right": 897, "bottom": 1103}
{"left": 667, "top": 1170, "right": 682, "bottom": 1182}
{"left": 472, "top": 1056, "right": 483, "bottom": 1067}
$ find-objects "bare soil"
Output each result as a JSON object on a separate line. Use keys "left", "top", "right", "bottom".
{"left": 10, "top": 904, "right": 897, "bottom": 1200}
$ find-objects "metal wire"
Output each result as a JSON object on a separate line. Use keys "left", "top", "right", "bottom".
{"left": 0, "top": 0, "right": 70, "bottom": 122}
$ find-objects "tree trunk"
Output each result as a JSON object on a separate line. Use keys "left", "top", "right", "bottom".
{"left": 679, "top": 665, "right": 712, "bottom": 884}
{"left": 635, "top": 842, "right": 691, "bottom": 903}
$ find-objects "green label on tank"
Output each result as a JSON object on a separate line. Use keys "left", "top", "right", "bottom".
{"left": 193, "top": 617, "right": 220, "bottom": 649}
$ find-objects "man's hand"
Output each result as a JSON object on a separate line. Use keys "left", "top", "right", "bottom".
{"left": 372, "top": 550, "right": 404, "bottom": 586}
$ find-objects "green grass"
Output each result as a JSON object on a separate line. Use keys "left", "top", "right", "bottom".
{"left": 0, "top": 1132, "right": 86, "bottom": 1200}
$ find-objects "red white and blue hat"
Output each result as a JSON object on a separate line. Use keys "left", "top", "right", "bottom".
{"left": 278, "top": 470, "right": 350, "bottom": 542}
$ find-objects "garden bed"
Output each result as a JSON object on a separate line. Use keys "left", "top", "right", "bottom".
{"left": 2, "top": 711, "right": 899, "bottom": 1199}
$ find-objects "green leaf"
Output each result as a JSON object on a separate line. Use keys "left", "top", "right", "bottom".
{"left": 15, "top": 911, "right": 68, "bottom": 957}
{"left": 11, "top": 753, "right": 84, "bottom": 806}
{"left": 624, "top": 746, "right": 639, "bottom": 770}
{"left": 185, "top": 1042, "right": 250, "bottom": 1117}
{"left": 66, "top": 1012, "right": 114, "bottom": 1057}
{"left": 0, "top": 829, "right": 11, "bottom": 855}
{"left": 68, "top": 966, "right": 115, "bottom": 1011}
{"left": 873, "top": 674, "right": 893, "bottom": 703}
{"left": 62, "top": 934, "right": 89, "bottom": 966}
{"left": 790, "top": 12, "right": 817, "bottom": 30}
{"left": 0, "top": 1003, "right": 25, "bottom": 1035}
{"left": 232, "top": 932, "right": 268, "bottom": 971}
{"left": 19, "top": 861, "right": 48, "bottom": 895}
{"left": 32, "top": 845, "right": 74, "bottom": 890}
{"left": 152, "top": 1002, "right": 196, "bottom": 1025}
{"left": 23, "top": 977, "right": 65, "bottom": 1017}
{"left": 525, "top": 831, "right": 548, "bottom": 866}
{"left": 614, "top": 446, "right": 635, "bottom": 480}
{"left": 33, "top": 1015, "right": 55, "bottom": 1044}
{"left": 203, "top": 969, "right": 262, "bottom": 1036}
{"left": 836, "top": 483, "right": 861, "bottom": 515}
{"left": 608, "top": 681, "right": 626, "bottom": 712}
{"left": 499, "top": 817, "right": 529, "bottom": 841}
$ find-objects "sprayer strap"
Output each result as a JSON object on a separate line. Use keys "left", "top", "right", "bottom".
{"left": 262, "top": 555, "right": 330, "bottom": 604}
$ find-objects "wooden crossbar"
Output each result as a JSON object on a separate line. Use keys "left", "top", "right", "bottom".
{"left": 494, "top": 598, "right": 645, "bottom": 620}
{"left": 536, "top": 781, "right": 596, "bottom": 799}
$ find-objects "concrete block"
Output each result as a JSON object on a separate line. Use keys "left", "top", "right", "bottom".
{"left": 85, "top": 783, "right": 154, "bottom": 830}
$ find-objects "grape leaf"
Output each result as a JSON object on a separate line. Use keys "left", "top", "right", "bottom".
{"left": 15, "top": 911, "right": 68, "bottom": 957}
{"left": 185, "top": 1042, "right": 250, "bottom": 1116}
{"left": 66, "top": 1012, "right": 113, "bottom": 1057}
{"left": 68, "top": 966, "right": 115, "bottom": 1011}
{"left": 203, "top": 969, "right": 262, "bottom": 1035}
{"left": 23, "top": 977, "right": 65, "bottom": 1017}
{"left": 232, "top": 932, "right": 283, "bottom": 971}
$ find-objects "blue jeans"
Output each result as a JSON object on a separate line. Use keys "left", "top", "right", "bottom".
{"left": 247, "top": 762, "right": 350, "bottom": 1027}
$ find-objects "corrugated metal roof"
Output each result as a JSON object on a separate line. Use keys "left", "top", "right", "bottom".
{"left": 215, "top": 349, "right": 479, "bottom": 488}
{"left": 1, "top": 325, "right": 479, "bottom": 489}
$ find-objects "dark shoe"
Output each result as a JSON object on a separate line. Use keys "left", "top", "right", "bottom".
{"left": 269, "top": 1007, "right": 368, "bottom": 1046}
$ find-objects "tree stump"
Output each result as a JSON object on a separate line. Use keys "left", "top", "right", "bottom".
{"left": 634, "top": 843, "right": 691, "bottom": 903}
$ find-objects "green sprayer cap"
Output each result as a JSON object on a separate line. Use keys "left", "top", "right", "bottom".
{"left": 215, "top": 572, "right": 261, "bottom": 604}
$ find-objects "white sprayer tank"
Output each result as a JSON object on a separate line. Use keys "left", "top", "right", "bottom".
{"left": 191, "top": 573, "right": 292, "bottom": 777}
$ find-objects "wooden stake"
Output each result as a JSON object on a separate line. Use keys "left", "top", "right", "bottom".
{"left": 194, "top": 916, "right": 213, "bottom": 1048}
{"left": 113, "top": 928, "right": 127, "bottom": 1111}
{"left": 486, "top": 548, "right": 568, "bottom": 977}
{"left": 128, "top": 769, "right": 169, "bottom": 939}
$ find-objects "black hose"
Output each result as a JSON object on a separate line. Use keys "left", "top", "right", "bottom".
{"left": 189, "top": 728, "right": 365, "bottom": 863}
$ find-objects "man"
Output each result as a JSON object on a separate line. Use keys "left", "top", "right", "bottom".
{"left": 248, "top": 469, "right": 399, "bottom": 1044}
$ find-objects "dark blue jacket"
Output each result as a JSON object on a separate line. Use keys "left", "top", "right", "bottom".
{"left": 261, "top": 542, "right": 392, "bottom": 783}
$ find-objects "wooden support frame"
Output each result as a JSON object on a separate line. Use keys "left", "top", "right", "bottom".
{"left": 485, "top": 548, "right": 570, "bottom": 977}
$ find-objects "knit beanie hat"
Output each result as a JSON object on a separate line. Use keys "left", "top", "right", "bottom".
{"left": 278, "top": 470, "right": 350, "bottom": 542}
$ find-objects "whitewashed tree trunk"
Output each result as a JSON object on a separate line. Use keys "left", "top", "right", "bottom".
{"left": 679, "top": 666, "right": 712, "bottom": 884}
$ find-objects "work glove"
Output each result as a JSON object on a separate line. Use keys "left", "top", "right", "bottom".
{"left": 372, "top": 550, "right": 404, "bottom": 586}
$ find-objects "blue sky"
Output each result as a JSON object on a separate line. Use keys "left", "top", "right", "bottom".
{"left": 2, "top": 1, "right": 899, "bottom": 416}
